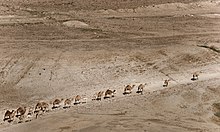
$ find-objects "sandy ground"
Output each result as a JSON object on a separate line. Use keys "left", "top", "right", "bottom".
{"left": 0, "top": 0, "right": 220, "bottom": 131}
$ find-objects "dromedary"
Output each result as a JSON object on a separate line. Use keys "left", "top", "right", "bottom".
{"left": 124, "top": 85, "right": 135, "bottom": 95}
{"left": 3, "top": 110, "right": 16, "bottom": 122}
{"left": 137, "top": 83, "right": 146, "bottom": 95}
{"left": 16, "top": 106, "right": 27, "bottom": 121}
{"left": 104, "top": 89, "right": 116, "bottom": 99}
{"left": 192, "top": 72, "right": 200, "bottom": 80}
{"left": 74, "top": 95, "right": 81, "bottom": 105}
{"left": 96, "top": 91, "right": 104, "bottom": 101}
{"left": 63, "top": 98, "right": 72, "bottom": 108}
{"left": 52, "top": 99, "right": 64, "bottom": 109}
{"left": 35, "top": 102, "right": 50, "bottom": 113}
{"left": 163, "top": 79, "right": 170, "bottom": 87}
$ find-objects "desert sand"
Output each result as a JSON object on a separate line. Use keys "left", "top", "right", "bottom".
{"left": 0, "top": 0, "right": 220, "bottom": 132}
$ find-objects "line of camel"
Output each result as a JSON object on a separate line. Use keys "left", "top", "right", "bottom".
{"left": 3, "top": 72, "right": 199, "bottom": 124}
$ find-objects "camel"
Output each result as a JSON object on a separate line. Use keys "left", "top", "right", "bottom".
{"left": 3, "top": 110, "right": 16, "bottom": 122}
{"left": 192, "top": 72, "right": 199, "bottom": 80}
{"left": 16, "top": 106, "right": 27, "bottom": 121}
{"left": 104, "top": 89, "right": 116, "bottom": 99}
{"left": 34, "top": 109, "right": 43, "bottom": 119}
{"left": 92, "top": 93, "right": 98, "bottom": 101}
{"left": 35, "top": 102, "right": 50, "bottom": 113}
{"left": 27, "top": 107, "right": 34, "bottom": 118}
{"left": 74, "top": 95, "right": 81, "bottom": 105}
{"left": 123, "top": 85, "right": 135, "bottom": 95}
{"left": 18, "top": 106, "right": 35, "bottom": 122}
{"left": 96, "top": 91, "right": 104, "bottom": 101}
{"left": 63, "top": 98, "right": 72, "bottom": 108}
{"left": 52, "top": 98, "right": 64, "bottom": 109}
{"left": 92, "top": 91, "right": 104, "bottom": 101}
{"left": 34, "top": 102, "right": 50, "bottom": 119}
{"left": 34, "top": 102, "right": 42, "bottom": 113}
{"left": 92, "top": 92, "right": 101, "bottom": 101}
{"left": 42, "top": 102, "right": 51, "bottom": 112}
{"left": 163, "top": 79, "right": 170, "bottom": 87}
{"left": 16, "top": 107, "right": 26, "bottom": 117}
{"left": 75, "top": 95, "right": 87, "bottom": 104}
{"left": 137, "top": 83, "right": 146, "bottom": 95}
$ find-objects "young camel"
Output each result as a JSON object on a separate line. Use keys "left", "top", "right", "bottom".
{"left": 104, "top": 89, "right": 116, "bottom": 99}
{"left": 3, "top": 110, "right": 16, "bottom": 122}
{"left": 137, "top": 83, "right": 146, "bottom": 95}
{"left": 163, "top": 79, "right": 170, "bottom": 87}
{"left": 123, "top": 85, "right": 135, "bottom": 95}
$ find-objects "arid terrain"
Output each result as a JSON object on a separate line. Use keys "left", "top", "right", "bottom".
{"left": 0, "top": 0, "right": 220, "bottom": 132}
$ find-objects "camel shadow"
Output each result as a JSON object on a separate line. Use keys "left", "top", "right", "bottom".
{"left": 104, "top": 96, "right": 110, "bottom": 99}
{"left": 63, "top": 106, "right": 71, "bottom": 109}
{"left": 163, "top": 84, "right": 168, "bottom": 87}
{"left": 52, "top": 106, "right": 60, "bottom": 109}
{"left": 191, "top": 77, "right": 198, "bottom": 81}
{"left": 123, "top": 92, "right": 131, "bottom": 95}
{"left": 74, "top": 102, "right": 80, "bottom": 105}
{"left": 3, "top": 118, "right": 11, "bottom": 122}
{"left": 104, "top": 96, "right": 114, "bottom": 99}
{"left": 15, "top": 115, "right": 21, "bottom": 118}
{"left": 136, "top": 91, "right": 143, "bottom": 94}
{"left": 7, "top": 119, "right": 13, "bottom": 123}
{"left": 96, "top": 98, "right": 102, "bottom": 101}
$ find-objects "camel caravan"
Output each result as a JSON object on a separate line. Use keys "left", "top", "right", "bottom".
{"left": 2, "top": 72, "right": 199, "bottom": 124}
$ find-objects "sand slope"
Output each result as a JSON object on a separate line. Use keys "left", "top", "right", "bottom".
{"left": 0, "top": 0, "right": 220, "bottom": 131}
